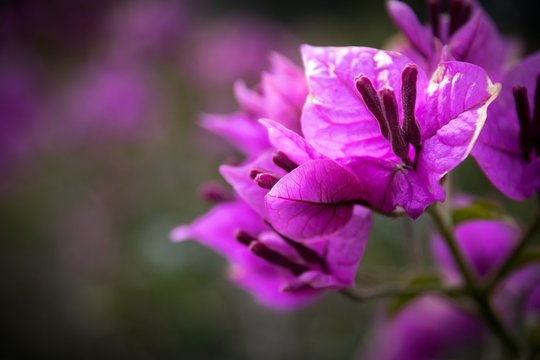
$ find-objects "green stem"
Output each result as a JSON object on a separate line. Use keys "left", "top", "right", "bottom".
{"left": 429, "top": 204, "right": 520, "bottom": 357}
{"left": 486, "top": 214, "right": 540, "bottom": 294}
{"left": 340, "top": 285, "right": 462, "bottom": 303}
{"left": 428, "top": 204, "right": 477, "bottom": 290}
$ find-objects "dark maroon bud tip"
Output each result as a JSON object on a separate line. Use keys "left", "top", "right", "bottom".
{"left": 249, "top": 242, "right": 309, "bottom": 275}
{"left": 513, "top": 85, "right": 533, "bottom": 160}
{"left": 198, "top": 182, "right": 233, "bottom": 203}
{"left": 254, "top": 173, "right": 280, "bottom": 190}
{"left": 273, "top": 151, "right": 299, "bottom": 172}
{"left": 402, "top": 65, "right": 422, "bottom": 148}
{"left": 427, "top": 0, "right": 440, "bottom": 39}
{"left": 381, "top": 88, "right": 410, "bottom": 162}
{"left": 532, "top": 74, "right": 540, "bottom": 153}
{"left": 355, "top": 75, "right": 390, "bottom": 140}
{"left": 235, "top": 229, "right": 257, "bottom": 246}
{"left": 249, "top": 168, "right": 264, "bottom": 180}
{"left": 449, "top": 0, "right": 472, "bottom": 36}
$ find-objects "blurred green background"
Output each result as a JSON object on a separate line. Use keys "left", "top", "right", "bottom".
{"left": 1, "top": 0, "right": 538, "bottom": 358}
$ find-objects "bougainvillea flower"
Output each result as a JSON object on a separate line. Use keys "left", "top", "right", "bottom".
{"left": 59, "top": 60, "right": 163, "bottom": 142}
{"left": 201, "top": 53, "right": 308, "bottom": 157}
{"left": 171, "top": 197, "right": 371, "bottom": 309}
{"left": 103, "top": 0, "right": 190, "bottom": 60}
{"left": 472, "top": 52, "right": 540, "bottom": 200}
{"left": 361, "top": 296, "right": 483, "bottom": 360}
{"left": 386, "top": 0, "right": 513, "bottom": 80}
{"left": 220, "top": 118, "right": 368, "bottom": 240}
{"left": 301, "top": 45, "right": 499, "bottom": 218}
{"left": 0, "top": 59, "right": 41, "bottom": 180}
{"left": 188, "top": 16, "right": 292, "bottom": 88}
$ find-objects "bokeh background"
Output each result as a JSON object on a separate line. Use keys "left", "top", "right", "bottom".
{"left": 1, "top": 0, "right": 539, "bottom": 359}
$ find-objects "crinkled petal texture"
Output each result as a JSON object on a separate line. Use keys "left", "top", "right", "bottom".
{"left": 265, "top": 158, "right": 364, "bottom": 240}
{"left": 301, "top": 45, "right": 429, "bottom": 160}
{"left": 302, "top": 45, "right": 498, "bottom": 217}
{"left": 472, "top": 52, "right": 540, "bottom": 200}
{"left": 415, "top": 62, "right": 500, "bottom": 209}
{"left": 362, "top": 296, "right": 483, "bottom": 360}
{"left": 170, "top": 200, "right": 322, "bottom": 309}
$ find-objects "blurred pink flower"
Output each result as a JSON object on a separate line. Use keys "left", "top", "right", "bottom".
{"left": 186, "top": 16, "right": 294, "bottom": 89}
{"left": 0, "top": 57, "right": 43, "bottom": 181}
{"left": 55, "top": 60, "right": 165, "bottom": 143}
{"left": 102, "top": 0, "right": 190, "bottom": 60}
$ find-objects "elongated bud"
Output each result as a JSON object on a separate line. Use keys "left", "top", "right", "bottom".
{"left": 273, "top": 151, "right": 298, "bottom": 172}
{"left": 264, "top": 220, "right": 328, "bottom": 272}
{"left": 249, "top": 242, "right": 309, "bottom": 275}
{"left": 532, "top": 75, "right": 540, "bottom": 154}
{"left": 381, "top": 88, "right": 410, "bottom": 163}
{"left": 513, "top": 86, "right": 532, "bottom": 160}
{"left": 198, "top": 182, "right": 233, "bottom": 203}
{"left": 355, "top": 75, "right": 390, "bottom": 139}
{"left": 427, "top": 0, "right": 440, "bottom": 39}
{"left": 254, "top": 173, "right": 280, "bottom": 189}
{"left": 402, "top": 65, "right": 422, "bottom": 148}
{"left": 235, "top": 229, "right": 257, "bottom": 246}
{"left": 249, "top": 168, "right": 264, "bottom": 179}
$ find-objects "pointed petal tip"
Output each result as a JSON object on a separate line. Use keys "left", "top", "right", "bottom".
{"left": 170, "top": 225, "right": 192, "bottom": 242}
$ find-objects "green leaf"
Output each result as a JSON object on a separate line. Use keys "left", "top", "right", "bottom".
{"left": 452, "top": 200, "right": 508, "bottom": 225}
{"left": 386, "top": 273, "right": 441, "bottom": 318}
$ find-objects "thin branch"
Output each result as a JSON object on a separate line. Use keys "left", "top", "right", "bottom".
{"left": 485, "top": 213, "right": 540, "bottom": 294}
{"left": 339, "top": 285, "right": 463, "bottom": 303}
{"left": 429, "top": 203, "right": 520, "bottom": 357}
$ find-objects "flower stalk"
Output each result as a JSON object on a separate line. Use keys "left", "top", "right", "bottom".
{"left": 429, "top": 203, "right": 520, "bottom": 357}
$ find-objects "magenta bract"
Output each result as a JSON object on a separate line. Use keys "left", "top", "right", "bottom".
{"left": 301, "top": 45, "right": 499, "bottom": 218}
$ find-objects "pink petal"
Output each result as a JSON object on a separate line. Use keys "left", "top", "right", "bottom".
{"left": 265, "top": 159, "right": 363, "bottom": 239}
{"left": 200, "top": 112, "right": 269, "bottom": 155}
{"left": 300, "top": 45, "right": 429, "bottom": 159}
{"left": 259, "top": 118, "right": 324, "bottom": 164}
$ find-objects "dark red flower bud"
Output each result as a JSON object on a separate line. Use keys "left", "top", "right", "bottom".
{"left": 249, "top": 241, "right": 308, "bottom": 275}
{"left": 273, "top": 151, "right": 299, "bottom": 172}
{"left": 381, "top": 87, "right": 410, "bottom": 164}
{"left": 355, "top": 75, "right": 390, "bottom": 140}
{"left": 513, "top": 85, "right": 533, "bottom": 161}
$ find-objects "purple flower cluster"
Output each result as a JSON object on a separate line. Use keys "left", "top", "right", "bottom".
{"left": 174, "top": 0, "right": 540, "bottom": 321}
{"left": 363, "top": 216, "right": 540, "bottom": 360}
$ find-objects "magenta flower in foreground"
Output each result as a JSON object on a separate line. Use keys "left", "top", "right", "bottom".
{"left": 386, "top": 0, "right": 513, "bottom": 80}
{"left": 300, "top": 45, "right": 499, "bottom": 218}
{"left": 472, "top": 52, "right": 540, "bottom": 200}
{"left": 219, "top": 118, "right": 368, "bottom": 240}
{"left": 171, "top": 197, "right": 371, "bottom": 309}
{"left": 201, "top": 53, "right": 307, "bottom": 157}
